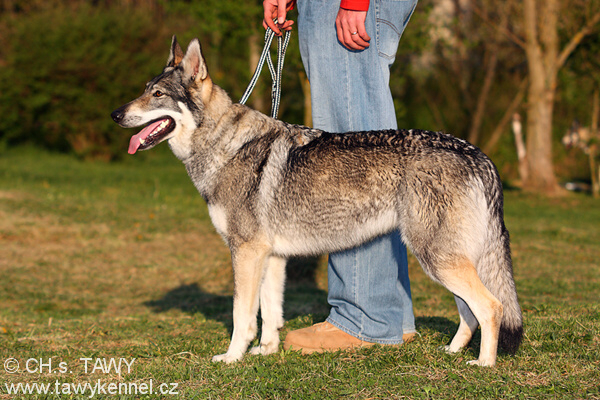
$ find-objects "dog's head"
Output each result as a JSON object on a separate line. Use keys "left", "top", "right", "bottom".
{"left": 111, "top": 36, "right": 211, "bottom": 156}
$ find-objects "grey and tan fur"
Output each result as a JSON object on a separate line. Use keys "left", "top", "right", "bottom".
{"left": 111, "top": 37, "right": 523, "bottom": 366}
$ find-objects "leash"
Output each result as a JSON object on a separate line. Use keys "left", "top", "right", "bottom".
{"left": 239, "top": 26, "right": 291, "bottom": 119}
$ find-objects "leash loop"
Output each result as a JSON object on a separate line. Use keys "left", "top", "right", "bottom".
{"left": 239, "top": 26, "right": 291, "bottom": 119}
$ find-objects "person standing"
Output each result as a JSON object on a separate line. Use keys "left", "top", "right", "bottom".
{"left": 263, "top": 0, "right": 418, "bottom": 353}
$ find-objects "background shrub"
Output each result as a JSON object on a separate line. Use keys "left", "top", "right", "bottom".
{"left": 0, "top": 4, "right": 183, "bottom": 159}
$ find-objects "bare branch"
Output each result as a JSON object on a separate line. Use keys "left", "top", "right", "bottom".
{"left": 483, "top": 78, "right": 528, "bottom": 155}
{"left": 468, "top": 50, "right": 498, "bottom": 145}
{"left": 472, "top": 4, "right": 526, "bottom": 50}
{"left": 557, "top": 10, "right": 600, "bottom": 69}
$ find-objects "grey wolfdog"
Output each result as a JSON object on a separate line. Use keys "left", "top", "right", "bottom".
{"left": 111, "top": 37, "right": 523, "bottom": 366}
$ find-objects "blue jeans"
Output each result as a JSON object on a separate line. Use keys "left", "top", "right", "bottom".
{"left": 297, "top": 0, "right": 418, "bottom": 343}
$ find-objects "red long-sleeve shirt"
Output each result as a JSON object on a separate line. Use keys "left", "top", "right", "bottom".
{"left": 340, "top": 0, "right": 369, "bottom": 11}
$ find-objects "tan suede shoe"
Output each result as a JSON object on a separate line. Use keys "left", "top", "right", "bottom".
{"left": 283, "top": 321, "right": 416, "bottom": 354}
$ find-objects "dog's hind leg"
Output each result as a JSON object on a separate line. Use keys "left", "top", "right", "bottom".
{"left": 212, "top": 241, "right": 271, "bottom": 363}
{"left": 250, "top": 255, "right": 287, "bottom": 356}
{"left": 443, "top": 296, "right": 479, "bottom": 354}
{"left": 436, "top": 256, "right": 503, "bottom": 367}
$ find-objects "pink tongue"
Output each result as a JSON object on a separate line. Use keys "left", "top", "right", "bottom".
{"left": 128, "top": 120, "right": 165, "bottom": 154}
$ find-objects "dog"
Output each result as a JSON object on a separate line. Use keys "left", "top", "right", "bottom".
{"left": 111, "top": 36, "right": 523, "bottom": 366}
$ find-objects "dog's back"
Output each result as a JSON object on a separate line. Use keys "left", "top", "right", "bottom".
{"left": 259, "top": 128, "right": 498, "bottom": 254}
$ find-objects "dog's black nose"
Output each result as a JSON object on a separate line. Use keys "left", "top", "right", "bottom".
{"left": 111, "top": 109, "right": 124, "bottom": 123}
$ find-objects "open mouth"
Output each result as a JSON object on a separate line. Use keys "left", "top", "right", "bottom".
{"left": 128, "top": 117, "right": 176, "bottom": 154}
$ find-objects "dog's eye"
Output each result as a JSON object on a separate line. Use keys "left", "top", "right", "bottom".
{"left": 153, "top": 90, "right": 164, "bottom": 98}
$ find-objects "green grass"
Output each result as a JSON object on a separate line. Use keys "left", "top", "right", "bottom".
{"left": 1, "top": 147, "right": 599, "bottom": 399}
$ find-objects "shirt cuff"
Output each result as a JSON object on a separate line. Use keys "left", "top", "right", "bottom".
{"left": 340, "top": 0, "right": 369, "bottom": 11}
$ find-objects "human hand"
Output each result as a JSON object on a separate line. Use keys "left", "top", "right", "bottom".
{"left": 335, "top": 8, "right": 371, "bottom": 50}
{"left": 263, "top": 0, "right": 296, "bottom": 36}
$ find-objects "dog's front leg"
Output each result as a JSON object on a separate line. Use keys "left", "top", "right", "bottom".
{"left": 250, "top": 256, "right": 286, "bottom": 356}
{"left": 212, "top": 242, "right": 270, "bottom": 363}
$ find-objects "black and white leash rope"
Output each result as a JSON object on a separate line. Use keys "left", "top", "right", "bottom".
{"left": 239, "top": 27, "right": 292, "bottom": 119}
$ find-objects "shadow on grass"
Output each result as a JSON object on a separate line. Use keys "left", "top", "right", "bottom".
{"left": 144, "top": 282, "right": 232, "bottom": 322}
{"left": 502, "top": 180, "right": 522, "bottom": 192}
{"left": 415, "top": 316, "right": 458, "bottom": 337}
{"left": 144, "top": 257, "right": 329, "bottom": 333}
{"left": 144, "top": 256, "right": 458, "bottom": 340}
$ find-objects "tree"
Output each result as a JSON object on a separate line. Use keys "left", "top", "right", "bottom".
{"left": 564, "top": 34, "right": 600, "bottom": 197}
{"left": 521, "top": 0, "right": 600, "bottom": 194}
{"left": 401, "top": 0, "right": 527, "bottom": 153}
{"left": 436, "top": 0, "right": 600, "bottom": 191}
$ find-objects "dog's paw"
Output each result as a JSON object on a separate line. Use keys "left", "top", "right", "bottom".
{"left": 466, "top": 358, "right": 495, "bottom": 367}
{"left": 249, "top": 343, "right": 279, "bottom": 356}
{"left": 441, "top": 345, "right": 460, "bottom": 354}
{"left": 211, "top": 352, "right": 243, "bottom": 363}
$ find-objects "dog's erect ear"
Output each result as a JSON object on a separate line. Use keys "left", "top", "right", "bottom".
{"left": 166, "top": 35, "right": 185, "bottom": 68}
{"left": 180, "top": 38, "right": 209, "bottom": 85}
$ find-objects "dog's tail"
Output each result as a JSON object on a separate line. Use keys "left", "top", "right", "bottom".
{"left": 479, "top": 173, "right": 524, "bottom": 355}
{"left": 485, "top": 227, "right": 523, "bottom": 354}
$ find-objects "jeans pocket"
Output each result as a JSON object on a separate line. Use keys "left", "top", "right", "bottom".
{"left": 376, "top": 0, "right": 417, "bottom": 60}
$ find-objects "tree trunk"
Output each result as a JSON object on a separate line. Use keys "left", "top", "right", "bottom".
{"left": 299, "top": 70, "right": 312, "bottom": 128}
{"left": 590, "top": 88, "right": 599, "bottom": 198}
{"left": 524, "top": 77, "right": 560, "bottom": 193}
{"left": 522, "top": 0, "right": 561, "bottom": 194}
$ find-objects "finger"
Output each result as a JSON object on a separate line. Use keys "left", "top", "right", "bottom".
{"left": 348, "top": 13, "right": 369, "bottom": 49}
{"left": 264, "top": 19, "right": 281, "bottom": 35}
{"left": 336, "top": 17, "right": 345, "bottom": 47}
{"left": 351, "top": 33, "right": 370, "bottom": 49}
{"left": 263, "top": 1, "right": 281, "bottom": 34}
{"left": 277, "top": 0, "right": 287, "bottom": 24}
{"left": 342, "top": 19, "right": 364, "bottom": 50}
{"left": 280, "top": 20, "right": 295, "bottom": 31}
{"left": 356, "top": 18, "right": 371, "bottom": 44}
{"left": 336, "top": 18, "right": 355, "bottom": 50}
{"left": 335, "top": 10, "right": 352, "bottom": 49}
{"left": 345, "top": 31, "right": 363, "bottom": 50}
{"left": 336, "top": 10, "right": 368, "bottom": 50}
{"left": 348, "top": 23, "right": 370, "bottom": 49}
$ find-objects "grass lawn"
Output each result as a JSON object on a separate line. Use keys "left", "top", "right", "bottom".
{"left": 1, "top": 147, "right": 599, "bottom": 399}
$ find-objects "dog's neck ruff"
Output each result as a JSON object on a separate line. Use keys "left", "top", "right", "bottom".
{"left": 182, "top": 152, "right": 197, "bottom": 166}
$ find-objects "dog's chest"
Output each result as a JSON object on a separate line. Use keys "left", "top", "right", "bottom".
{"left": 208, "top": 203, "right": 228, "bottom": 237}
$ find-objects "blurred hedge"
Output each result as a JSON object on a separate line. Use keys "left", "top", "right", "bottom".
{"left": 0, "top": 4, "right": 188, "bottom": 160}
{"left": 0, "top": 1, "right": 594, "bottom": 183}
